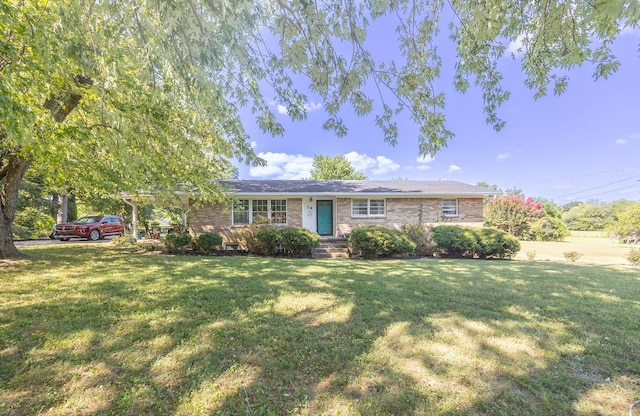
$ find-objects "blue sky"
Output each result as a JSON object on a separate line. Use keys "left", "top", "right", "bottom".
{"left": 234, "top": 24, "right": 640, "bottom": 205}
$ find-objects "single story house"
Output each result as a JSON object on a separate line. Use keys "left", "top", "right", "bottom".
{"left": 188, "top": 179, "right": 497, "bottom": 242}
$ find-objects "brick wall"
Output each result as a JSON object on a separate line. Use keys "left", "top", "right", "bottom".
{"left": 336, "top": 197, "right": 484, "bottom": 235}
{"left": 189, "top": 197, "right": 303, "bottom": 244}
{"left": 189, "top": 196, "right": 484, "bottom": 241}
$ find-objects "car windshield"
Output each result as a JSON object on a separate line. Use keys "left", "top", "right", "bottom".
{"left": 74, "top": 216, "right": 103, "bottom": 224}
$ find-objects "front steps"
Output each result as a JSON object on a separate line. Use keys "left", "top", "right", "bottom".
{"left": 313, "top": 237, "right": 349, "bottom": 259}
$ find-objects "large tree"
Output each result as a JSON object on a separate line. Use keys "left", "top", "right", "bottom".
{"left": 2, "top": 1, "right": 638, "bottom": 258}
{"left": 309, "top": 155, "right": 367, "bottom": 180}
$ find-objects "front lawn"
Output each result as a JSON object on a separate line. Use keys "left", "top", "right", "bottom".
{"left": 1, "top": 245, "right": 639, "bottom": 415}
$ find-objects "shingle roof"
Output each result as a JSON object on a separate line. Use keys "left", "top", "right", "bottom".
{"left": 218, "top": 180, "right": 496, "bottom": 196}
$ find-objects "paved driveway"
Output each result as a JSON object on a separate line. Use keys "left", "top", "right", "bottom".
{"left": 15, "top": 238, "right": 113, "bottom": 247}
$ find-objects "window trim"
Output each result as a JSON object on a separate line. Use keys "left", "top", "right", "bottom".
{"left": 351, "top": 198, "right": 386, "bottom": 218}
{"left": 441, "top": 199, "right": 459, "bottom": 217}
{"left": 232, "top": 199, "right": 288, "bottom": 225}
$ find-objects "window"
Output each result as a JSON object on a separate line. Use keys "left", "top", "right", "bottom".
{"left": 351, "top": 199, "right": 386, "bottom": 217}
{"left": 352, "top": 199, "right": 369, "bottom": 216}
{"left": 271, "top": 199, "right": 287, "bottom": 224}
{"left": 442, "top": 199, "right": 458, "bottom": 217}
{"left": 233, "top": 199, "right": 250, "bottom": 225}
{"left": 232, "top": 199, "right": 287, "bottom": 225}
{"left": 252, "top": 199, "right": 268, "bottom": 221}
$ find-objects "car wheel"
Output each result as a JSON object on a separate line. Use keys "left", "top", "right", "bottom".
{"left": 60, "top": 238, "right": 70, "bottom": 242}
{"left": 88, "top": 229, "right": 100, "bottom": 241}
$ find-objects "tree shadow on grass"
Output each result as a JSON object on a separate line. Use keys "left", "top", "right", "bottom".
{"left": 2, "top": 247, "right": 639, "bottom": 414}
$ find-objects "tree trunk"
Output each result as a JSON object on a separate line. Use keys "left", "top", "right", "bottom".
{"left": 56, "top": 194, "right": 68, "bottom": 224}
{"left": 0, "top": 154, "right": 32, "bottom": 259}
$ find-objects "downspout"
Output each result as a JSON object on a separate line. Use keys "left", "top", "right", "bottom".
{"left": 122, "top": 196, "right": 138, "bottom": 241}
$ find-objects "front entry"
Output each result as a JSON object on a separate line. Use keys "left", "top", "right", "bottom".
{"left": 316, "top": 200, "right": 333, "bottom": 236}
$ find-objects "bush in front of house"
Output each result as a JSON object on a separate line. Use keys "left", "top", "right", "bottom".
{"left": 277, "top": 227, "right": 320, "bottom": 257}
{"left": 349, "top": 226, "right": 416, "bottom": 258}
{"left": 432, "top": 225, "right": 520, "bottom": 259}
{"left": 194, "top": 232, "right": 223, "bottom": 254}
{"left": 401, "top": 223, "right": 436, "bottom": 256}
{"left": 237, "top": 225, "right": 318, "bottom": 257}
{"left": 432, "top": 225, "right": 479, "bottom": 258}
{"left": 476, "top": 227, "right": 521, "bottom": 259}
{"left": 163, "top": 232, "right": 192, "bottom": 254}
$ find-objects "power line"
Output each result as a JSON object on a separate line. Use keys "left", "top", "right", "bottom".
{"left": 557, "top": 185, "right": 640, "bottom": 202}
{"left": 552, "top": 174, "right": 640, "bottom": 200}
{"left": 501, "top": 166, "right": 640, "bottom": 188}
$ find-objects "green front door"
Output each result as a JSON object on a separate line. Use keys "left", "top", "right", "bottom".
{"left": 317, "top": 200, "right": 333, "bottom": 236}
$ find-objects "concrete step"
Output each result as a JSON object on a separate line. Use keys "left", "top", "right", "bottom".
{"left": 313, "top": 238, "right": 349, "bottom": 259}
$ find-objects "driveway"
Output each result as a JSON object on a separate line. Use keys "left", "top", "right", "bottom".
{"left": 14, "top": 238, "right": 114, "bottom": 247}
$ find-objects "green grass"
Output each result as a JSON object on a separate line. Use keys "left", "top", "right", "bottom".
{"left": 1, "top": 243, "right": 639, "bottom": 415}
{"left": 516, "top": 232, "right": 635, "bottom": 265}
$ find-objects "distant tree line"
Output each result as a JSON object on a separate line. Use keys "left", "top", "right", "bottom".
{"left": 480, "top": 183, "right": 640, "bottom": 241}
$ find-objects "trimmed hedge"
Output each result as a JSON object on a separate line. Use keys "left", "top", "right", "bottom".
{"left": 194, "top": 232, "right": 223, "bottom": 254}
{"left": 239, "top": 225, "right": 319, "bottom": 257}
{"left": 432, "top": 225, "right": 520, "bottom": 259}
{"left": 163, "top": 233, "right": 192, "bottom": 254}
{"left": 349, "top": 226, "right": 416, "bottom": 258}
{"left": 277, "top": 227, "right": 320, "bottom": 257}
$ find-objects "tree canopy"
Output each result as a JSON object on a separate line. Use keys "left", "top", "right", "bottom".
{"left": 309, "top": 155, "right": 367, "bottom": 180}
{"left": 2, "top": 0, "right": 639, "bottom": 257}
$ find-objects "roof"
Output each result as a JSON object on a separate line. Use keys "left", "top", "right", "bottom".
{"left": 218, "top": 179, "right": 497, "bottom": 197}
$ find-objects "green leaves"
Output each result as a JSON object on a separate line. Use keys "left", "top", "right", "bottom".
{"left": 2, "top": 0, "right": 638, "bottom": 197}
{"left": 309, "top": 154, "right": 367, "bottom": 180}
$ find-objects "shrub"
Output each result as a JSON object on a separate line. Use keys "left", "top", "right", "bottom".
{"left": 236, "top": 224, "right": 276, "bottom": 256}
{"left": 626, "top": 248, "right": 640, "bottom": 266}
{"left": 13, "top": 207, "right": 55, "bottom": 240}
{"left": 432, "top": 225, "right": 520, "bottom": 259}
{"left": 194, "top": 232, "right": 223, "bottom": 254}
{"left": 277, "top": 227, "right": 320, "bottom": 257}
{"left": 476, "top": 227, "right": 521, "bottom": 259}
{"left": 237, "top": 225, "right": 319, "bottom": 257}
{"left": 526, "top": 216, "right": 571, "bottom": 242}
{"left": 432, "top": 225, "right": 479, "bottom": 258}
{"left": 401, "top": 224, "right": 435, "bottom": 256}
{"left": 163, "top": 233, "right": 192, "bottom": 254}
{"left": 484, "top": 195, "right": 544, "bottom": 238}
{"left": 526, "top": 251, "right": 537, "bottom": 260}
{"left": 563, "top": 251, "right": 583, "bottom": 263}
{"left": 255, "top": 226, "right": 280, "bottom": 256}
{"left": 349, "top": 226, "right": 416, "bottom": 258}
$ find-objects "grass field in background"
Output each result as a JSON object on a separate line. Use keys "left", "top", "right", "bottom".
{"left": 516, "top": 231, "right": 635, "bottom": 264}
{"left": 1, "top": 241, "right": 639, "bottom": 415}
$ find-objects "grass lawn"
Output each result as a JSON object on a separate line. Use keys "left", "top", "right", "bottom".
{"left": 516, "top": 232, "right": 636, "bottom": 265}
{"left": 1, "top": 242, "right": 639, "bottom": 415}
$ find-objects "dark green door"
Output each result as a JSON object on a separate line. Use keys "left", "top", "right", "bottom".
{"left": 317, "top": 200, "right": 333, "bottom": 236}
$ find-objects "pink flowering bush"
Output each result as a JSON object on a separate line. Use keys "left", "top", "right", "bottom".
{"left": 484, "top": 195, "right": 544, "bottom": 238}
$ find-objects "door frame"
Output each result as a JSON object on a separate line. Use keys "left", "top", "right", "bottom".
{"left": 316, "top": 200, "right": 334, "bottom": 236}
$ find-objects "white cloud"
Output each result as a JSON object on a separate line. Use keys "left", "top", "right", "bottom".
{"left": 413, "top": 155, "right": 435, "bottom": 170}
{"left": 249, "top": 152, "right": 313, "bottom": 179}
{"left": 497, "top": 152, "right": 511, "bottom": 160}
{"left": 372, "top": 156, "right": 401, "bottom": 175}
{"left": 344, "top": 151, "right": 400, "bottom": 175}
{"left": 276, "top": 104, "right": 288, "bottom": 115}
{"left": 275, "top": 100, "right": 323, "bottom": 115}
{"left": 615, "top": 133, "right": 640, "bottom": 145}
{"left": 507, "top": 34, "right": 526, "bottom": 56}
{"left": 448, "top": 164, "right": 462, "bottom": 173}
{"left": 304, "top": 101, "right": 323, "bottom": 112}
{"left": 250, "top": 141, "right": 257, "bottom": 149}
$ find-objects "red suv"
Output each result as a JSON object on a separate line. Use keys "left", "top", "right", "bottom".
{"left": 53, "top": 215, "right": 126, "bottom": 241}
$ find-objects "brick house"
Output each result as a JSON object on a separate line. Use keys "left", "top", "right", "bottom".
{"left": 188, "top": 180, "right": 496, "bottom": 244}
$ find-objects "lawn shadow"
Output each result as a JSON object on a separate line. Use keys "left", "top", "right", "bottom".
{"left": 2, "top": 246, "right": 639, "bottom": 414}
